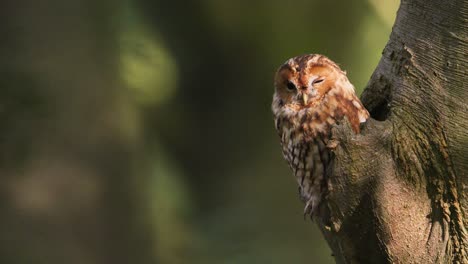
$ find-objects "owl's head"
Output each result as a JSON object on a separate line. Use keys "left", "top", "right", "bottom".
{"left": 272, "top": 54, "right": 369, "bottom": 135}
{"left": 272, "top": 54, "right": 355, "bottom": 120}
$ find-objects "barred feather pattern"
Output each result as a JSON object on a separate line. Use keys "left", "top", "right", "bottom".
{"left": 278, "top": 124, "right": 330, "bottom": 216}
{"left": 272, "top": 54, "right": 369, "bottom": 217}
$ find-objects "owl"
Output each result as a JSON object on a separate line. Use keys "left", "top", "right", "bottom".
{"left": 272, "top": 54, "right": 369, "bottom": 217}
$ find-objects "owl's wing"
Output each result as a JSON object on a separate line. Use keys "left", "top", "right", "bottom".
{"left": 335, "top": 94, "right": 370, "bottom": 133}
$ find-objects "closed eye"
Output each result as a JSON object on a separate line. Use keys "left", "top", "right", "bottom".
{"left": 313, "top": 79, "right": 324, "bottom": 84}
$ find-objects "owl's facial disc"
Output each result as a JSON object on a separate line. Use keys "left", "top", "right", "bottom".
{"left": 273, "top": 55, "right": 341, "bottom": 118}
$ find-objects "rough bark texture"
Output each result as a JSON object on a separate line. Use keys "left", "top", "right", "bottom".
{"left": 317, "top": 0, "right": 468, "bottom": 263}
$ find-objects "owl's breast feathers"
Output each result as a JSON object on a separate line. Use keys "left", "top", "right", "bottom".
{"left": 278, "top": 123, "right": 329, "bottom": 207}
{"left": 274, "top": 91, "right": 369, "bottom": 212}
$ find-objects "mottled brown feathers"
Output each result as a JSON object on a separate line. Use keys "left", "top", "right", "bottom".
{"left": 272, "top": 54, "right": 369, "bottom": 216}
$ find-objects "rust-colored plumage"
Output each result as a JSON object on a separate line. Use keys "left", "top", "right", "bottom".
{"left": 272, "top": 54, "right": 369, "bottom": 217}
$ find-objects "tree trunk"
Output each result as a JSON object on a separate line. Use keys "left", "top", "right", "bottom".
{"left": 318, "top": 0, "right": 468, "bottom": 263}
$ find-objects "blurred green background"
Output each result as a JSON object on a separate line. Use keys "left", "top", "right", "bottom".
{"left": 0, "top": 0, "right": 398, "bottom": 263}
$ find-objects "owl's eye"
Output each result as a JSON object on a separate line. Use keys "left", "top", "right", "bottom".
{"left": 313, "top": 78, "right": 324, "bottom": 84}
{"left": 286, "top": 81, "right": 296, "bottom": 91}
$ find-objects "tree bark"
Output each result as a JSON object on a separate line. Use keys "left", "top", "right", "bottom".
{"left": 318, "top": 0, "right": 468, "bottom": 263}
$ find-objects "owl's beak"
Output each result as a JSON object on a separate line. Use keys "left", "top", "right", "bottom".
{"left": 302, "top": 93, "right": 308, "bottom": 105}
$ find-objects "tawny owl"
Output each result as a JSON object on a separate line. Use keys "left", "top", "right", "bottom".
{"left": 272, "top": 54, "right": 369, "bottom": 217}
